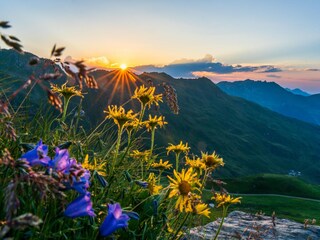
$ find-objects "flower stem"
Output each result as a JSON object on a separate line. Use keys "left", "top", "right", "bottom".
{"left": 112, "top": 125, "right": 123, "bottom": 173}
{"left": 141, "top": 161, "right": 144, "bottom": 179}
{"left": 127, "top": 131, "right": 132, "bottom": 147}
{"left": 115, "top": 126, "right": 124, "bottom": 157}
{"left": 175, "top": 152, "right": 181, "bottom": 171}
{"left": 61, "top": 97, "right": 70, "bottom": 122}
{"left": 213, "top": 206, "right": 228, "bottom": 240}
{"left": 171, "top": 213, "right": 190, "bottom": 240}
{"left": 118, "top": 104, "right": 146, "bottom": 164}
{"left": 158, "top": 170, "right": 163, "bottom": 184}
{"left": 150, "top": 128, "right": 155, "bottom": 155}
{"left": 138, "top": 103, "right": 146, "bottom": 125}
{"left": 73, "top": 99, "right": 82, "bottom": 132}
{"left": 200, "top": 169, "right": 208, "bottom": 192}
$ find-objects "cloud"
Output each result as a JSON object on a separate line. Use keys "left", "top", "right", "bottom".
{"left": 306, "top": 68, "right": 320, "bottom": 72}
{"left": 170, "top": 54, "right": 215, "bottom": 64}
{"left": 263, "top": 67, "right": 282, "bottom": 73}
{"left": 64, "top": 56, "right": 110, "bottom": 68}
{"left": 133, "top": 54, "right": 282, "bottom": 78}
{"left": 266, "top": 74, "right": 282, "bottom": 79}
{"left": 85, "top": 56, "right": 110, "bottom": 68}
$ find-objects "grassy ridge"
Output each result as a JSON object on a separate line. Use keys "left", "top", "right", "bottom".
{"left": 204, "top": 174, "right": 320, "bottom": 223}
{"left": 202, "top": 190, "right": 320, "bottom": 224}
{"left": 220, "top": 174, "right": 320, "bottom": 200}
{"left": 228, "top": 196, "right": 320, "bottom": 223}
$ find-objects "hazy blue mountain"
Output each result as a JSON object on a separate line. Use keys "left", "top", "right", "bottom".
{"left": 217, "top": 79, "right": 320, "bottom": 125}
{"left": 1, "top": 50, "right": 320, "bottom": 184}
{"left": 285, "top": 88, "right": 311, "bottom": 96}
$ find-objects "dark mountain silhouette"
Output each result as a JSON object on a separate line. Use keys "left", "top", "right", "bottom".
{"left": 217, "top": 79, "right": 320, "bottom": 125}
{"left": 1, "top": 50, "right": 320, "bottom": 183}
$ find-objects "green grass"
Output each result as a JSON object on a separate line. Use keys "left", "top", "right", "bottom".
{"left": 202, "top": 190, "right": 320, "bottom": 224}
{"left": 228, "top": 195, "right": 320, "bottom": 224}
{"left": 218, "top": 174, "right": 320, "bottom": 200}
{"left": 203, "top": 174, "right": 320, "bottom": 224}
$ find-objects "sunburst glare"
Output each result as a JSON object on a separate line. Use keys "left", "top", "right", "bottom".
{"left": 94, "top": 67, "right": 144, "bottom": 106}
{"left": 120, "top": 64, "right": 127, "bottom": 70}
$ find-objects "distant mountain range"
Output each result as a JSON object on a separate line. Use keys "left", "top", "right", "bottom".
{"left": 285, "top": 88, "right": 310, "bottom": 96}
{"left": 217, "top": 79, "right": 320, "bottom": 125}
{"left": 1, "top": 49, "right": 320, "bottom": 184}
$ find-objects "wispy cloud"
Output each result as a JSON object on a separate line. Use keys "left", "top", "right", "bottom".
{"left": 305, "top": 68, "right": 320, "bottom": 72}
{"left": 85, "top": 56, "right": 110, "bottom": 68}
{"left": 64, "top": 55, "right": 119, "bottom": 69}
{"left": 266, "top": 74, "right": 282, "bottom": 78}
{"left": 133, "top": 54, "right": 282, "bottom": 78}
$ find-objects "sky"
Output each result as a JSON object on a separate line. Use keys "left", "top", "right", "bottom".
{"left": 1, "top": 0, "right": 320, "bottom": 92}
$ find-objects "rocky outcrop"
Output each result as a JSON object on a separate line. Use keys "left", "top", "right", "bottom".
{"left": 187, "top": 211, "right": 320, "bottom": 240}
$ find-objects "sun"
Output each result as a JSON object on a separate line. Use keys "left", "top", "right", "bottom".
{"left": 120, "top": 64, "right": 127, "bottom": 70}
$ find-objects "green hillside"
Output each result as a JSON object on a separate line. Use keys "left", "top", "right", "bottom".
{"left": 1, "top": 49, "right": 320, "bottom": 184}
{"left": 219, "top": 174, "right": 320, "bottom": 200}
{"left": 138, "top": 73, "right": 320, "bottom": 184}
{"left": 229, "top": 196, "right": 320, "bottom": 223}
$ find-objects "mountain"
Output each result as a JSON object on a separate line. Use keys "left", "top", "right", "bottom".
{"left": 1, "top": 50, "right": 320, "bottom": 184}
{"left": 217, "top": 79, "right": 320, "bottom": 125}
{"left": 285, "top": 88, "right": 311, "bottom": 96}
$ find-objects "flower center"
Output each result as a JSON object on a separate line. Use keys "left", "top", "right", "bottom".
{"left": 179, "top": 180, "right": 191, "bottom": 195}
{"left": 139, "top": 95, "right": 152, "bottom": 105}
{"left": 116, "top": 117, "right": 130, "bottom": 127}
{"left": 205, "top": 156, "right": 216, "bottom": 167}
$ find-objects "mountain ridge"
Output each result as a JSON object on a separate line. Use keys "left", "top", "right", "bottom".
{"left": 285, "top": 87, "right": 311, "bottom": 96}
{"left": 217, "top": 79, "right": 320, "bottom": 125}
{"left": 1, "top": 49, "right": 320, "bottom": 183}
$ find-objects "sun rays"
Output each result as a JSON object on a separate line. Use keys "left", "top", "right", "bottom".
{"left": 94, "top": 68, "right": 145, "bottom": 106}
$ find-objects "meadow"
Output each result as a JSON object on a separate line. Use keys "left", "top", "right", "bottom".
{"left": 0, "top": 20, "right": 244, "bottom": 239}
{"left": 1, "top": 19, "right": 319, "bottom": 240}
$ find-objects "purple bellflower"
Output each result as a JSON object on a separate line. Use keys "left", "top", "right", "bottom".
{"left": 48, "top": 148, "right": 71, "bottom": 172}
{"left": 64, "top": 170, "right": 91, "bottom": 194}
{"left": 64, "top": 192, "right": 95, "bottom": 218}
{"left": 99, "top": 203, "right": 130, "bottom": 237}
{"left": 20, "top": 140, "right": 50, "bottom": 167}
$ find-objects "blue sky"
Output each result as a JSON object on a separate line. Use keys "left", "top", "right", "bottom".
{"left": 1, "top": 0, "right": 320, "bottom": 92}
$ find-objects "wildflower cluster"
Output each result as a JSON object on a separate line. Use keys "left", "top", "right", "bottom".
{"left": 97, "top": 84, "right": 235, "bottom": 238}
{"left": 0, "top": 81, "right": 238, "bottom": 239}
{"left": 0, "top": 23, "right": 237, "bottom": 238}
{"left": 21, "top": 140, "right": 94, "bottom": 217}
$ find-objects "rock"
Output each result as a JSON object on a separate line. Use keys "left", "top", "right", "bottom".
{"left": 186, "top": 211, "right": 320, "bottom": 240}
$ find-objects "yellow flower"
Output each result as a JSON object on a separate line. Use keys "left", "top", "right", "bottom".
{"left": 104, "top": 105, "right": 137, "bottom": 129}
{"left": 167, "top": 168, "right": 201, "bottom": 212}
{"left": 130, "top": 150, "right": 151, "bottom": 163}
{"left": 81, "top": 154, "right": 107, "bottom": 176}
{"left": 146, "top": 173, "right": 163, "bottom": 195}
{"left": 193, "top": 203, "right": 211, "bottom": 218}
{"left": 185, "top": 156, "right": 206, "bottom": 171}
{"left": 151, "top": 159, "right": 172, "bottom": 170}
{"left": 51, "top": 82, "right": 83, "bottom": 100}
{"left": 143, "top": 115, "right": 167, "bottom": 131}
{"left": 124, "top": 118, "right": 140, "bottom": 133}
{"left": 131, "top": 85, "right": 163, "bottom": 108}
{"left": 166, "top": 141, "right": 190, "bottom": 155}
{"left": 201, "top": 151, "right": 224, "bottom": 170}
{"left": 211, "top": 193, "right": 241, "bottom": 208}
